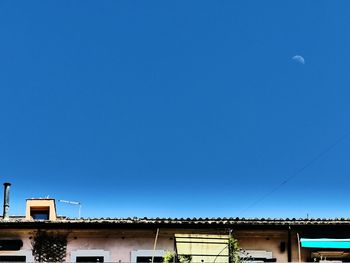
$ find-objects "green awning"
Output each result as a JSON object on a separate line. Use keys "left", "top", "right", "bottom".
{"left": 301, "top": 238, "right": 350, "bottom": 249}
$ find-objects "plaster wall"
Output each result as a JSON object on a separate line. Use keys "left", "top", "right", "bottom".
{"left": 235, "top": 230, "right": 289, "bottom": 262}
{"left": 0, "top": 232, "right": 34, "bottom": 262}
{"left": 67, "top": 236, "right": 174, "bottom": 262}
{"left": 0, "top": 228, "right": 308, "bottom": 262}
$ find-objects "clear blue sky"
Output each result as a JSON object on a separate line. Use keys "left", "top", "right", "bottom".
{"left": 1, "top": 1, "right": 350, "bottom": 219}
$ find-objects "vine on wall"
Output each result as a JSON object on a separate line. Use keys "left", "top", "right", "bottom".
{"left": 32, "top": 231, "right": 67, "bottom": 262}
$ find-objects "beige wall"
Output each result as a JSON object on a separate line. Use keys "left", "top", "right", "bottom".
{"left": 67, "top": 236, "right": 174, "bottom": 262}
{"left": 235, "top": 230, "right": 289, "bottom": 262}
{"left": 0, "top": 230, "right": 34, "bottom": 262}
{"left": 0, "top": 229, "right": 175, "bottom": 262}
{"left": 0, "top": 228, "right": 295, "bottom": 262}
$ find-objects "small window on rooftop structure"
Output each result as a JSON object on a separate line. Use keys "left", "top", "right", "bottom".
{"left": 30, "top": 207, "right": 50, "bottom": 220}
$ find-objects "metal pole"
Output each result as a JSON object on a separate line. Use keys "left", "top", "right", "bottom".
{"left": 173, "top": 236, "right": 177, "bottom": 263}
{"left": 3, "top": 183, "right": 11, "bottom": 220}
{"left": 152, "top": 228, "right": 160, "bottom": 263}
{"left": 297, "top": 233, "right": 301, "bottom": 263}
{"left": 287, "top": 226, "right": 292, "bottom": 262}
{"left": 78, "top": 204, "right": 82, "bottom": 218}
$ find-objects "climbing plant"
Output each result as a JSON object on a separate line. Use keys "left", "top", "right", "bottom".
{"left": 178, "top": 255, "right": 192, "bottom": 263}
{"left": 163, "top": 251, "right": 175, "bottom": 263}
{"left": 32, "top": 231, "right": 67, "bottom": 262}
{"left": 228, "top": 237, "right": 240, "bottom": 263}
{"left": 163, "top": 251, "right": 192, "bottom": 263}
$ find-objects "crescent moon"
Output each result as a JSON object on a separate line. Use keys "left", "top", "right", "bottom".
{"left": 292, "top": 55, "right": 305, "bottom": 65}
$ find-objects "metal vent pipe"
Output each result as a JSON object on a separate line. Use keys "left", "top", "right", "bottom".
{"left": 3, "top": 182, "right": 11, "bottom": 220}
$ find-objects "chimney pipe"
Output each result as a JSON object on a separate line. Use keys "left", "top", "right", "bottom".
{"left": 3, "top": 182, "right": 11, "bottom": 220}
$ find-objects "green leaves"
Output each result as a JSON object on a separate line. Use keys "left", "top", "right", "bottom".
{"left": 163, "top": 251, "right": 192, "bottom": 263}
{"left": 32, "top": 231, "right": 67, "bottom": 262}
{"left": 228, "top": 237, "right": 240, "bottom": 263}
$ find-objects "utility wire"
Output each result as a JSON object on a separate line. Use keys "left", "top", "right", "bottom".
{"left": 239, "top": 130, "right": 350, "bottom": 215}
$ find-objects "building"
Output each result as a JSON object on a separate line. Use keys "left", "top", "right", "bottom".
{"left": 1, "top": 183, "right": 350, "bottom": 262}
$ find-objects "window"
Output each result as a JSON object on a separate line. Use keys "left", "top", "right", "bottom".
{"left": 71, "top": 250, "right": 110, "bottom": 263}
{"left": 239, "top": 250, "right": 276, "bottom": 263}
{"left": 76, "top": 256, "right": 104, "bottom": 262}
{"left": 0, "top": 256, "right": 26, "bottom": 262}
{"left": 0, "top": 240, "right": 23, "bottom": 250}
{"left": 30, "top": 207, "right": 49, "bottom": 220}
{"left": 136, "top": 256, "right": 164, "bottom": 263}
{"left": 0, "top": 250, "right": 33, "bottom": 263}
{"left": 131, "top": 250, "right": 166, "bottom": 263}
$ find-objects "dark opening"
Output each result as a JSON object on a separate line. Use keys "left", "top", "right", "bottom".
{"left": 136, "top": 256, "right": 164, "bottom": 263}
{"left": 0, "top": 256, "right": 26, "bottom": 262}
{"left": 76, "top": 256, "right": 104, "bottom": 262}
{"left": 0, "top": 240, "right": 23, "bottom": 250}
{"left": 30, "top": 207, "right": 49, "bottom": 220}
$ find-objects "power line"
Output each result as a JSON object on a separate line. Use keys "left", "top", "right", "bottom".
{"left": 239, "top": 130, "right": 350, "bottom": 215}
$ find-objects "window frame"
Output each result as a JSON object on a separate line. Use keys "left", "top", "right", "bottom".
{"left": 71, "top": 249, "right": 110, "bottom": 263}
{"left": 131, "top": 250, "right": 166, "bottom": 263}
{"left": 30, "top": 206, "right": 50, "bottom": 220}
{"left": 0, "top": 250, "right": 33, "bottom": 263}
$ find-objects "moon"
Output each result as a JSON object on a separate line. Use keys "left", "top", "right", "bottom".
{"left": 292, "top": 55, "right": 305, "bottom": 65}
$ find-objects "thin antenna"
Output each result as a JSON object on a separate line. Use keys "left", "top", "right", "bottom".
{"left": 59, "top": 199, "right": 82, "bottom": 218}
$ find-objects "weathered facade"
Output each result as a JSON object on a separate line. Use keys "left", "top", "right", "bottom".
{"left": 3, "top": 215, "right": 350, "bottom": 262}
{"left": 1, "top": 185, "right": 350, "bottom": 262}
